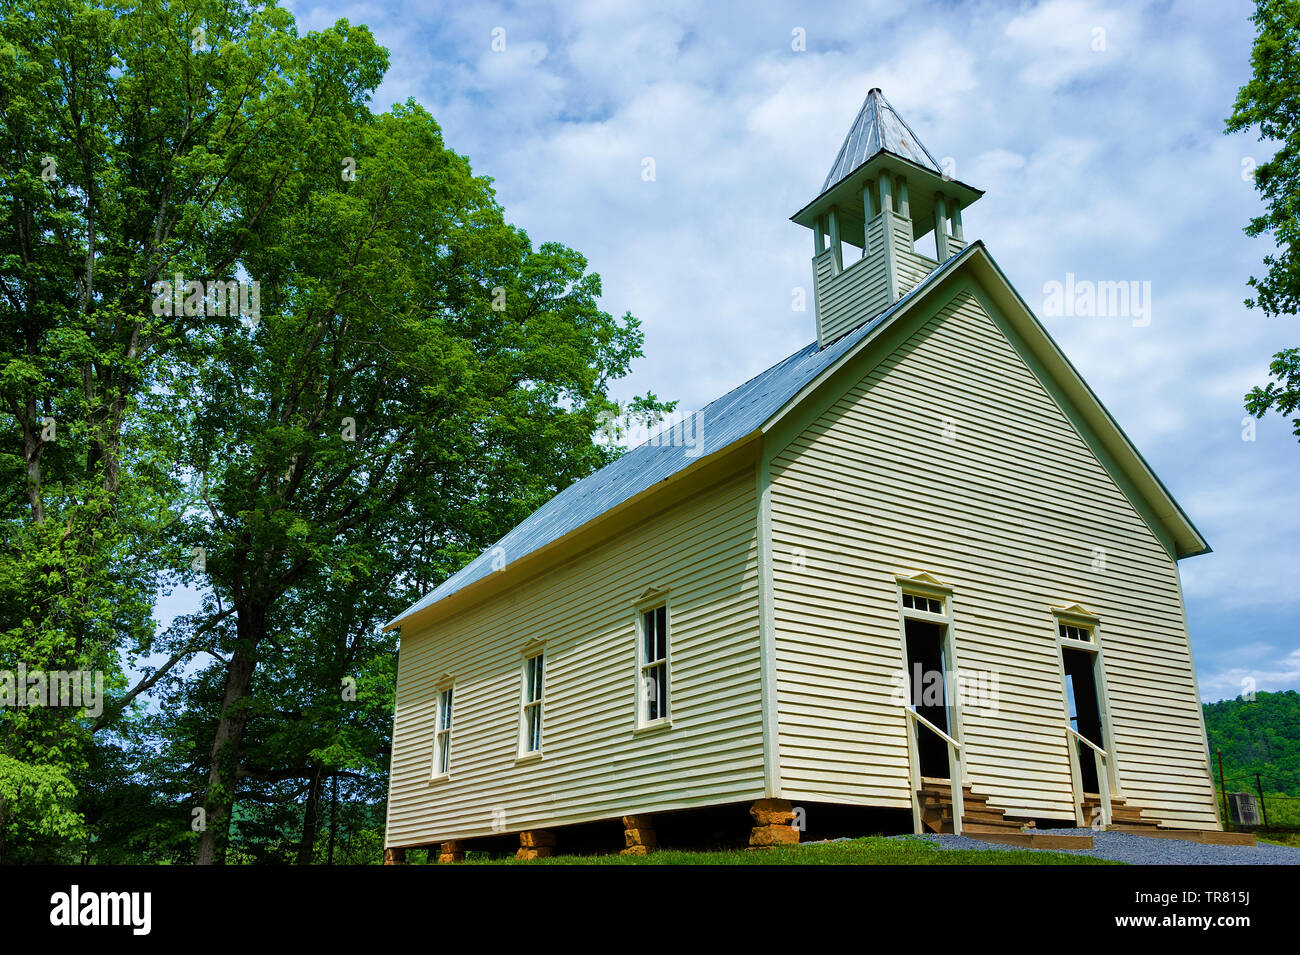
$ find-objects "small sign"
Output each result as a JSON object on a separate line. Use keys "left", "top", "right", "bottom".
{"left": 1228, "top": 792, "right": 1260, "bottom": 829}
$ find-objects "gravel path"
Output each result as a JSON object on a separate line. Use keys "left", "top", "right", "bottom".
{"left": 900, "top": 829, "right": 1300, "bottom": 865}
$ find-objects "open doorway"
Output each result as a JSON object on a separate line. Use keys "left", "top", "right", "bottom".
{"left": 1062, "top": 647, "right": 1104, "bottom": 793}
{"left": 904, "top": 618, "right": 950, "bottom": 779}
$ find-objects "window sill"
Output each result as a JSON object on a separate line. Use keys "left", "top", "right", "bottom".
{"left": 428, "top": 773, "right": 450, "bottom": 785}
{"left": 515, "top": 751, "right": 543, "bottom": 765}
{"left": 633, "top": 719, "right": 673, "bottom": 737}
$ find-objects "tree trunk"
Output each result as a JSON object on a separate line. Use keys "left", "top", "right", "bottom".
{"left": 23, "top": 397, "right": 43, "bottom": 524}
{"left": 195, "top": 604, "right": 265, "bottom": 865}
{"left": 297, "top": 766, "right": 324, "bottom": 865}
{"left": 327, "top": 773, "right": 338, "bottom": 866}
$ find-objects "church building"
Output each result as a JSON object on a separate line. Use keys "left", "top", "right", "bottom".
{"left": 382, "top": 89, "right": 1222, "bottom": 861}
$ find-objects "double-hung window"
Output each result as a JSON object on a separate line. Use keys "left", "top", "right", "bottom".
{"left": 639, "top": 604, "right": 669, "bottom": 724}
{"left": 522, "top": 652, "right": 544, "bottom": 754}
{"left": 433, "top": 687, "right": 453, "bottom": 777}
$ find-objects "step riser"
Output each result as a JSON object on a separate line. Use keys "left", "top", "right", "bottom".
{"left": 920, "top": 783, "right": 1024, "bottom": 833}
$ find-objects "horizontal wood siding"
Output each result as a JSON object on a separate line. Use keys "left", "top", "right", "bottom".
{"left": 386, "top": 469, "right": 765, "bottom": 847}
{"left": 768, "top": 282, "right": 1217, "bottom": 827}
{"left": 816, "top": 230, "right": 890, "bottom": 347}
{"left": 896, "top": 243, "right": 937, "bottom": 296}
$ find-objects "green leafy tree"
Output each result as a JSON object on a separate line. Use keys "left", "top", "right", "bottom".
{"left": 0, "top": 0, "right": 268, "bottom": 859}
{"left": 1227, "top": 0, "right": 1300, "bottom": 437}
{"left": 1203, "top": 690, "right": 1300, "bottom": 794}
{"left": 3, "top": 0, "right": 668, "bottom": 864}
{"left": 179, "top": 95, "right": 657, "bottom": 864}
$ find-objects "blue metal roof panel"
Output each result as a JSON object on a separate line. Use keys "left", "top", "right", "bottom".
{"left": 388, "top": 250, "right": 968, "bottom": 627}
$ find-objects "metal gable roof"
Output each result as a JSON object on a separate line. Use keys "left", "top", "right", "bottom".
{"left": 822, "top": 88, "right": 943, "bottom": 193}
{"left": 386, "top": 251, "right": 970, "bottom": 629}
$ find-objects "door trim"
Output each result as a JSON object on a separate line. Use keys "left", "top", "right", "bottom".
{"left": 1051, "top": 606, "right": 1123, "bottom": 801}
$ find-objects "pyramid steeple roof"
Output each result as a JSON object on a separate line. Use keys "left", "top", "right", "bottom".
{"left": 821, "top": 88, "right": 942, "bottom": 193}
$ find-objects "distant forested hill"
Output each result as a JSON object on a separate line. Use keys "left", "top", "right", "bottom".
{"left": 1203, "top": 690, "right": 1300, "bottom": 795}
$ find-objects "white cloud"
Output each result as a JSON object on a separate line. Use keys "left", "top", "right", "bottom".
{"left": 1004, "top": 0, "right": 1135, "bottom": 90}
{"left": 1198, "top": 648, "right": 1300, "bottom": 702}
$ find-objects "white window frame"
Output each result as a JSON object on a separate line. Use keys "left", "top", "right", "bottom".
{"left": 634, "top": 596, "right": 671, "bottom": 730}
{"left": 432, "top": 685, "right": 453, "bottom": 781}
{"left": 519, "top": 647, "right": 545, "bottom": 759}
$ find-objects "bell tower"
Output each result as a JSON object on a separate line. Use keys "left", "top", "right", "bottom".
{"left": 791, "top": 89, "right": 983, "bottom": 348}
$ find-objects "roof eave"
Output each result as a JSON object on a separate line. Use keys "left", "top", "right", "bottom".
{"left": 382, "top": 431, "right": 764, "bottom": 634}
{"left": 791, "top": 151, "right": 984, "bottom": 227}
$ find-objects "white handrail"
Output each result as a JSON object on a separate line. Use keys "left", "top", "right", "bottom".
{"left": 1065, "top": 725, "right": 1112, "bottom": 828}
{"left": 910, "top": 709, "right": 961, "bottom": 749}
{"left": 1066, "top": 726, "right": 1108, "bottom": 759}
{"left": 904, "top": 707, "right": 964, "bottom": 837}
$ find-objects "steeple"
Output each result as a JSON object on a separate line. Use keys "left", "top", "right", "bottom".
{"left": 791, "top": 89, "right": 983, "bottom": 348}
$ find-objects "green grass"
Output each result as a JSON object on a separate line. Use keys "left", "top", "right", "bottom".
{"left": 455, "top": 835, "right": 1118, "bottom": 865}
{"left": 1257, "top": 831, "right": 1300, "bottom": 848}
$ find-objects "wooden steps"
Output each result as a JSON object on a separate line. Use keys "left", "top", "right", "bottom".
{"left": 919, "top": 779, "right": 1025, "bottom": 833}
{"left": 918, "top": 779, "right": 1093, "bottom": 850}
{"left": 1081, "top": 793, "right": 1254, "bottom": 843}
{"left": 1081, "top": 793, "right": 1157, "bottom": 828}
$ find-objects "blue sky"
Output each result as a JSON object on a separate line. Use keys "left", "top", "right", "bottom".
{"left": 211, "top": 0, "right": 1298, "bottom": 702}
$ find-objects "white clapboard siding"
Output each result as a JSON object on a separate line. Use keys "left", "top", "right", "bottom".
{"left": 385, "top": 469, "right": 764, "bottom": 848}
{"left": 815, "top": 237, "right": 892, "bottom": 349}
{"left": 896, "top": 241, "right": 938, "bottom": 294}
{"left": 768, "top": 280, "right": 1218, "bottom": 827}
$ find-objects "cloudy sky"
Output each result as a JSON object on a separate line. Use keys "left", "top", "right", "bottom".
{"left": 268, "top": 0, "right": 1298, "bottom": 702}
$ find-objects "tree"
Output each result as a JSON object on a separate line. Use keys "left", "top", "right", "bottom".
{"left": 4, "top": 0, "right": 666, "bottom": 864}
{"left": 179, "top": 95, "right": 656, "bottom": 864}
{"left": 1227, "top": 0, "right": 1300, "bottom": 438}
{"left": 0, "top": 0, "right": 290, "bottom": 859}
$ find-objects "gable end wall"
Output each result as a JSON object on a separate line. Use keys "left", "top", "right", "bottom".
{"left": 767, "top": 279, "right": 1218, "bottom": 828}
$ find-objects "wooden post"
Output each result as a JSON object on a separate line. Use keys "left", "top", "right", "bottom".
{"left": 905, "top": 711, "right": 922, "bottom": 834}
{"left": 827, "top": 206, "right": 842, "bottom": 276}
{"left": 934, "top": 193, "right": 950, "bottom": 261}
{"left": 621, "top": 814, "right": 656, "bottom": 856}
{"left": 878, "top": 177, "right": 899, "bottom": 301}
{"left": 862, "top": 181, "right": 876, "bottom": 254}
{"left": 1095, "top": 749, "right": 1112, "bottom": 828}
{"left": 948, "top": 739, "right": 963, "bottom": 837}
{"left": 895, "top": 175, "right": 910, "bottom": 220}
{"left": 1255, "top": 773, "right": 1269, "bottom": 829}
{"left": 950, "top": 202, "right": 964, "bottom": 241}
{"left": 813, "top": 215, "right": 825, "bottom": 256}
{"left": 1066, "top": 730, "right": 1086, "bottom": 826}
